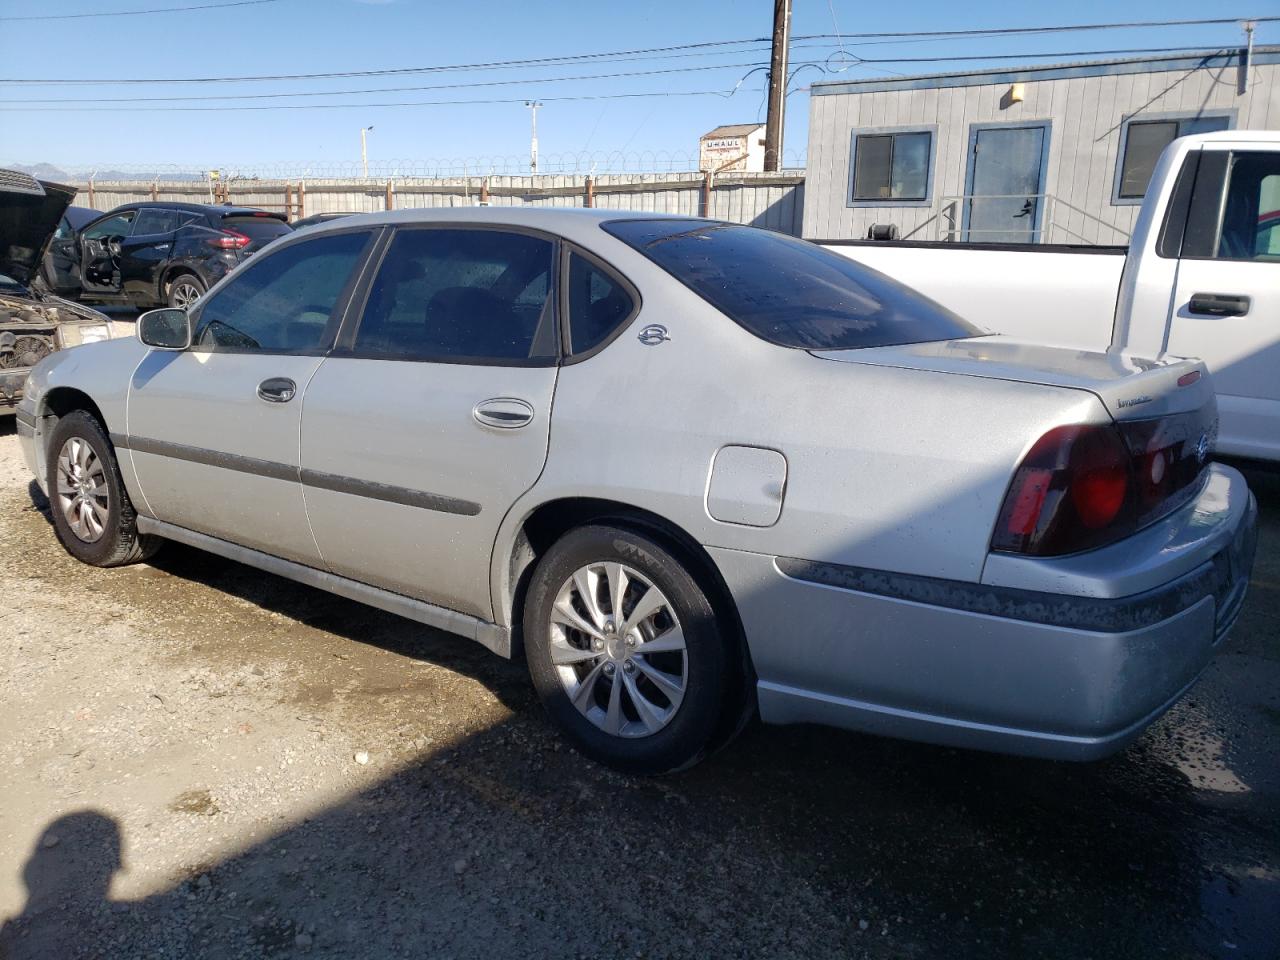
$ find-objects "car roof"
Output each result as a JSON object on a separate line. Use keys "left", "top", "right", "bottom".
{"left": 298, "top": 206, "right": 704, "bottom": 245}
{"left": 104, "top": 201, "right": 286, "bottom": 218}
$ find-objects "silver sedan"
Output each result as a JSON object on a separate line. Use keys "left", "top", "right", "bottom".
{"left": 16, "top": 209, "right": 1256, "bottom": 774}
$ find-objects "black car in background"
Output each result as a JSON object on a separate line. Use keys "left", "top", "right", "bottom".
{"left": 39, "top": 205, "right": 100, "bottom": 293}
{"left": 44, "top": 202, "right": 292, "bottom": 309}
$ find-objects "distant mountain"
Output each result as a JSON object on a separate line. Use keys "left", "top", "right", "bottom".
{"left": 6, "top": 162, "right": 208, "bottom": 181}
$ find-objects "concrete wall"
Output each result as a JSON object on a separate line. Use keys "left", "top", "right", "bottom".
{"left": 803, "top": 49, "right": 1280, "bottom": 243}
{"left": 74, "top": 171, "right": 806, "bottom": 236}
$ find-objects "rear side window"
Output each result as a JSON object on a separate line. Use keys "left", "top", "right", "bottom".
{"left": 565, "top": 252, "right": 635, "bottom": 354}
{"left": 1218, "top": 152, "right": 1280, "bottom": 261}
{"left": 603, "top": 220, "right": 980, "bottom": 350}
{"left": 220, "top": 215, "right": 293, "bottom": 244}
{"left": 192, "top": 230, "right": 372, "bottom": 352}
{"left": 353, "top": 228, "right": 556, "bottom": 363}
{"left": 132, "top": 208, "right": 182, "bottom": 235}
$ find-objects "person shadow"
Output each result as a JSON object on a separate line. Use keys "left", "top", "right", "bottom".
{"left": 0, "top": 812, "right": 122, "bottom": 960}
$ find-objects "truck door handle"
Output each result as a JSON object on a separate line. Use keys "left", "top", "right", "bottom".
{"left": 1188, "top": 293, "right": 1251, "bottom": 316}
{"left": 473, "top": 397, "right": 534, "bottom": 429}
{"left": 257, "top": 377, "right": 297, "bottom": 403}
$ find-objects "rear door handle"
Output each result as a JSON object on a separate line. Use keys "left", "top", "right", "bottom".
{"left": 1188, "top": 293, "right": 1251, "bottom": 316}
{"left": 473, "top": 397, "right": 534, "bottom": 429}
{"left": 257, "top": 377, "right": 297, "bottom": 403}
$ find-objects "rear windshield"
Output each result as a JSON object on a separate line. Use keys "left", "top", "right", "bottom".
{"left": 220, "top": 215, "right": 292, "bottom": 242}
{"left": 602, "top": 219, "right": 981, "bottom": 350}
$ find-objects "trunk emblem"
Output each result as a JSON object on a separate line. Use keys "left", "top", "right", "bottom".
{"left": 637, "top": 324, "right": 670, "bottom": 346}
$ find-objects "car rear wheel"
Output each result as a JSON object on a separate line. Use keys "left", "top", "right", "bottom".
{"left": 166, "top": 273, "right": 205, "bottom": 309}
{"left": 45, "top": 410, "right": 161, "bottom": 567}
{"left": 524, "top": 525, "right": 728, "bottom": 775}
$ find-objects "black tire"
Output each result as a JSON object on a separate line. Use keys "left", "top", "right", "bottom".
{"left": 166, "top": 272, "right": 205, "bottom": 309}
{"left": 524, "top": 524, "right": 728, "bottom": 775}
{"left": 45, "top": 410, "right": 161, "bottom": 567}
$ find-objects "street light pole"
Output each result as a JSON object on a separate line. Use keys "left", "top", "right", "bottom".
{"left": 525, "top": 101, "right": 542, "bottom": 175}
{"left": 361, "top": 125, "right": 374, "bottom": 178}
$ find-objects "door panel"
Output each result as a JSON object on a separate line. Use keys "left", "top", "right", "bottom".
{"left": 126, "top": 351, "right": 325, "bottom": 564}
{"left": 124, "top": 228, "right": 377, "bottom": 564}
{"left": 965, "top": 124, "right": 1048, "bottom": 243}
{"left": 79, "top": 210, "right": 137, "bottom": 295}
{"left": 300, "top": 360, "right": 557, "bottom": 618}
{"left": 1167, "top": 151, "right": 1280, "bottom": 460}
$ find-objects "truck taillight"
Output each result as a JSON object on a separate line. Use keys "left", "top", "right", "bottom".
{"left": 993, "top": 413, "right": 1214, "bottom": 557}
{"left": 206, "top": 229, "right": 250, "bottom": 250}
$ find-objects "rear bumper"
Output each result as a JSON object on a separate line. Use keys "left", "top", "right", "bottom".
{"left": 711, "top": 464, "right": 1257, "bottom": 760}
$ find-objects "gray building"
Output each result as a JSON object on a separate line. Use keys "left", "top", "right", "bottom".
{"left": 802, "top": 46, "right": 1280, "bottom": 244}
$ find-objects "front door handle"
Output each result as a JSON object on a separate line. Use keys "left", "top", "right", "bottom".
{"left": 473, "top": 397, "right": 534, "bottom": 429}
{"left": 257, "top": 377, "right": 297, "bottom": 403}
{"left": 1188, "top": 293, "right": 1251, "bottom": 316}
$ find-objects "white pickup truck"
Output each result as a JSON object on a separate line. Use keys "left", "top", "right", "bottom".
{"left": 823, "top": 131, "right": 1280, "bottom": 462}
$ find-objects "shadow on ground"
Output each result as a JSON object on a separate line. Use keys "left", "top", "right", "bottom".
{"left": 3, "top": 465, "right": 1278, "bottom": 960}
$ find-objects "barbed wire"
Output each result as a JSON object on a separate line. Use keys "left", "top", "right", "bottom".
{"left": 12, "top": 149, "right": 809, "bottom": 181}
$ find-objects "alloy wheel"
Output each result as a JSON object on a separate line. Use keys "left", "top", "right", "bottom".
{"left": 171, "top": 279, "right": 202, "bottom": 308}
{"left": 549, "top": 561, "right": 688, "bottom": 738}
{"left": 55, "top": 437, "right": 110, "bottom": 543}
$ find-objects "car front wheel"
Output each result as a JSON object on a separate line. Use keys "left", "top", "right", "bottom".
{"left": 524, "top": 524, "right": 728, "bottom": 775}
{"left": 45, "top": 410, "right": 161, "bottom": 567}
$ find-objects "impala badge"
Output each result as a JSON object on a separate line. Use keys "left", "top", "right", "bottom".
{"left": 637, "top": 324, "right": 670, "bottom": 346}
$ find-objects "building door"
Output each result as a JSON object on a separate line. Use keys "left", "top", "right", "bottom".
{"left": 964, "top": 123, "right": 1049, "bottom": 243}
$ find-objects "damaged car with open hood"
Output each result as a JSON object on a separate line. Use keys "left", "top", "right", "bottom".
{"left": 0, "top": 169, "right": 113, "bottom": 414}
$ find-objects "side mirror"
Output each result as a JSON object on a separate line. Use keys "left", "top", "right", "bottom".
{"left": 137, "top": 308, "right": 192, "bottom": 350}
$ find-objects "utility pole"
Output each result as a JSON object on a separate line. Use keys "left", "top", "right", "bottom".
{"left": 763, "top": 0, "right": 792, "bottom": 172}
{"left": 360, "top": 125, "right": 374, "bottom": 178}
{"left": 526, "top": 101, "right": 542, "bottom": 175}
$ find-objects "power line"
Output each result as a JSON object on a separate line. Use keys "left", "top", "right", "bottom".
{"left": 0, "top": 44, "right": 1250, "bottom": 108}
{"left": 0, "top": 0, "right": 283, "bottom": 21}
{"left": 2, "top": 15, "right": 1272, "bottom": 84}
{"left": 6, "top": 60, "right": 791, "bottom": 105}
{"left": 0, "top": 89, "right": 737, "bottom": 113}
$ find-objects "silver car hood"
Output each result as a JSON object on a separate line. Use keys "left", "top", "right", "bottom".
{"left": 811, "top": 336, "right": 1214, "bottom": 421}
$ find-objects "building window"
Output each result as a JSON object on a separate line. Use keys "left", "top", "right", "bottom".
{"left": 849, "top": 130, "right": 932, "bottom": 203}
{"left": 1116, "top": 115, "right": 1231, "bottom": 201}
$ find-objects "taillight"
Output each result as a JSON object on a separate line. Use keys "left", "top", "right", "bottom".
{"left": 206, "top": 229, "right": 250, "bottom": 250}
{"left": 993, "top": 412, "right": 1214, "bottom": 557}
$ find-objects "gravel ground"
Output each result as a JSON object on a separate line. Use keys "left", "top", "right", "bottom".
{"left": 0, "top": 417, "right": 1277, "bottom": 960}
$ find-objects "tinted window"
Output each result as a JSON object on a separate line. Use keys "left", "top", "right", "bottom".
{"left": 604, "top": 219, "right": 981, "bottom": 350}
{"left": 1118, "top": 116, "right": 1231, "bottom": 199}
{"left": 354, "top": 228, "right": 556, "bottom": 362}
{"left": 221, "top": 216, "right": 292, "bottom": 244}
{"left": 192, "top": 231, "right": 371, "bottom": 352}
{"left": 566, "top": 252, "right": 634, "bottom": 354}
{"left": 1216, "top": 152, "right": 1280, "bottom": 261}
{"left": 851, "top": 131, "right": 930, "bottom": 201}
{"left": 132, "top": 208, "right": 181, "bottom": 235}
{"left": 82, "top": 211, "right": 135, "bottom": 241}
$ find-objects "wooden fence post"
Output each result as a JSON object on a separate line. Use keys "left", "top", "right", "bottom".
{"left": 385, "top": 179, "right": 394, "bottom": 211}
{"left": 584, "top": 176, "right": 594, "bottom": 208}
{"left": 479, "top": 178, "right": 490, "bottom": 205}
{"left": 298, "top": 181, "right": 305, "bottom": 219}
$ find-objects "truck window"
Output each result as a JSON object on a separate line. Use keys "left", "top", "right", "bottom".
{"left": 1217, "top": 153, "right": 1280, "bottom": 261}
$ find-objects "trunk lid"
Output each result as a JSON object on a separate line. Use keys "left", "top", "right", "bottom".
{"left": 811, "top": 335, "right": 1214, "bottom": 421}
{"left": 0, "top": 169, "right": 75, "bottom": 288}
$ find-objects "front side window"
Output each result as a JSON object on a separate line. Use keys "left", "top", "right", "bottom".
{"left": 82, "top": 211, "right": 136, "bottom": 241}
{"left": 192, "top": 230, "right": 372, "bottom": 352}
{"left": 604, "top": 219, "right": 980, "bottom": 350}
{"left": 353, "top": 228, "right": 556, "bottom": 362}
{"left": 1217, "top": 152, "right": 1280, "bottom": 261}
{"left": 850, "top": 131, "right": 931, "bottom": 202}
{"left": 1117, "top": 115, "right": 1231, "bottom": 200}
{"left": 566, "top": 252, "right": 635, "bottom": 355}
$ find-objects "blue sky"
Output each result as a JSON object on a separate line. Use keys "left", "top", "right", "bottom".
{"left": 0, "top": 0, "right": 1272, "bottom": 174}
